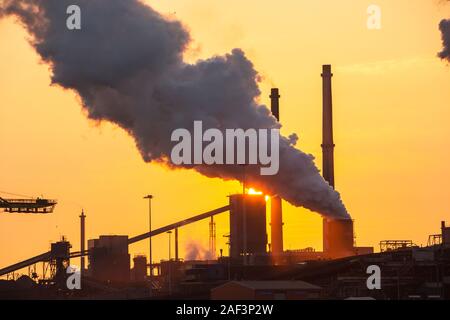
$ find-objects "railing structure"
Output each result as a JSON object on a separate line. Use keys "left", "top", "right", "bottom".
{"left": 0, "top": 197, "right": 57, "bottom": 213}
{"left": 379, "top": 240, "right": 415, "bottom": 252}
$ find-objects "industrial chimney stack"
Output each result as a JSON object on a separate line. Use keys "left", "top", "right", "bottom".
{"left": 321, "top": 65, "right": 335, "bottom": 189}
{"left": 270, "top": 88, "right": 280, "bottom": 120}
{"left": 270, "top": 88, "right": 284, "bottom": 257}
{"left": 320, "top": 65, "right": 355, "bottom": 258}
{"left": 321, "top": 65, "right": 335, "bottom": 256}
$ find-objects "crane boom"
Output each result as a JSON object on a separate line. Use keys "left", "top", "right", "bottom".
{"left": 0, "top": 197, "right": 57, "bottom": 213}
{"left": 128, "top": 205, "right": 230, "bottom": 244}
{"left": 0, "top": 251, "right": 51, "bottom": 277}
{"left": 0, "top": 205, "right": 229, "bottom": 276}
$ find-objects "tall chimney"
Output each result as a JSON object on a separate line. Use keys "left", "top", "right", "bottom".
{"left": 79, "top": 209, "right": 86, "bottom": 275}
{"left": 321, "top": 65, "right": 335, "bottom": 188}
{"left": 270, "top": 88, "right": 284, "bottom": 257}
{"left": 321, "top": 65, "right": 335, "bottom": 255}
{"left": 270, "top": 88, "right": 280, "bottom": 120}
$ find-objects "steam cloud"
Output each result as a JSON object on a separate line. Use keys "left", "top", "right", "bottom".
{"left": 0, "top": 0, "right": 349, "bottom": 219}
{"left": 185, "top": 240, "right": 214, "bottom": 261}
{"left": 438, "top": 19, "right": 450, "bottom": 61}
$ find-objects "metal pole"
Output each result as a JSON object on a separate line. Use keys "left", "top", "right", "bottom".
{"left": 224, "top": 234, "right": 231, "bottom": 280}
{"left": 149, "top": 197, "right": 152, "bottom": 274}
{"left": 242, "top": 166, "right": 247, "bottom": 266}
{"left": 228, "top": 247, "right": 231, "bottom": 280}
{"left": 143, "top": 195, "right": 153, "bottom": 277}
{"left": 175, "top": 228, "right": 179, "bottom": 261}
{"left": 168, "top": 231, "right": 172, "bottom": 260}
{"left": 167, "top": 231, "right": 173, "bottom": 295}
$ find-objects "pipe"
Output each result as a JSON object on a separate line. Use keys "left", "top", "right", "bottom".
{"left": 128, "top": 205, "right": 230, "bottom": 244}
{"left": 270, "top": 197, "right": 283, "bottom": 254}
{"left": 79, "top": 209, "right": 86, "bottom": 276}
{"left": 0, "top": 251, "right": 51, "bottom": 277}
{"left": 175, "top": 228, "right": 179, "bottom": 261}
{"left": 1, "top": 205, "right": 231, "bottom": 273}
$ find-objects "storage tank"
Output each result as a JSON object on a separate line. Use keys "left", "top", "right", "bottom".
{"left": 323, "top": 218, "right": 354, "bottom": 259}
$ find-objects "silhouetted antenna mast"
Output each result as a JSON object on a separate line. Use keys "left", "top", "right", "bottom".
{"left": 209, "top": 216, "right": 216, "bottom": 259}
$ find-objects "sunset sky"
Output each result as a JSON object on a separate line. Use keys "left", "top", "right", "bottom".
{"left": 1, "top": 0, "right": 449, "bottom": 270}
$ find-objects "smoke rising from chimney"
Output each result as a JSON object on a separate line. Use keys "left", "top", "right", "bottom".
{"left": 0, "top": 0, "right": 349, "bottom": 219}
{"left": 438, "top": 19, "right": 450, "bottom": 62}
{"left": 185, "top": 240, "right": 214, "bottom": 261}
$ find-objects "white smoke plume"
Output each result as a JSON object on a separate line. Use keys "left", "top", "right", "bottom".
{"left": 0, "top": 0, "right": 349, "bottom": 219}
{"left": 184, "top": 240, "right": 214, "bottom": 261}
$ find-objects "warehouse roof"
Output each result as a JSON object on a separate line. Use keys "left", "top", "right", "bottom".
{"left": 214, "top": 281, "right": 321, "bottom": 291}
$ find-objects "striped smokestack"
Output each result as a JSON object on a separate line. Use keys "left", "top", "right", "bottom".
{"left": 270, "top": 88, "right": 284, "bottom": 257}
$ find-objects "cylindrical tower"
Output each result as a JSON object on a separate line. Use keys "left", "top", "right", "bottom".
{"left": 269, "top": 88, "right": 284, "bottom": 257}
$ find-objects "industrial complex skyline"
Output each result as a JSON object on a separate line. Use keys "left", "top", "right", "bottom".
{"left": 1, "top": 0, "right": 450, "bottom": 276}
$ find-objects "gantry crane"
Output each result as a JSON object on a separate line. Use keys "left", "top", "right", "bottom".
{"left": 0, "top": 196, "right": 57, "bottom": 213}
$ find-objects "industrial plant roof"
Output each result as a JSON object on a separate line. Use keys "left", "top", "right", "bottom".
{"left": 217, "top": 281, "right": 322, "bottom": 291}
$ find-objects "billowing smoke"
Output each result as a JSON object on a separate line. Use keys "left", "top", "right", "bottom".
{"left": 0, "top": 0, "right": 349, "bottom": 219}
{"left": 438, "top": 19, "right": 450, "bottom": 61}
{"left": 185, "top": 241, "right": 214, "bottom": 261}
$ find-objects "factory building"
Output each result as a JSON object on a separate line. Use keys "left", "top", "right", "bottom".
{"left": 442, "top": 221, "right": 450, "bottom": 246}
{"left": 323, "top": 218, "right": 355, "bottom": 259}
{"left": 0, "top": 65, "right": 410, "bottom": 300}
{"left": 229, "top": 194, "right": 268, "bottom": 262}
{"left": 131, "top": 255, "right": 147, "bottom": 282}
{"left": 88, "top": 235, "right": 130, "bottom": 283}
{"left": 49, "top": 239, "right": 72, "bottom": 285}
{"left": 211, "top": 281, "right": 322, "bottom": 300}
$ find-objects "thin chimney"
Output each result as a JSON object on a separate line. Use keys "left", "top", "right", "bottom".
{"left": 270, "top": 88, "right": 280, "bottom": 120}
{"left": 321, "top": 65, "right": 335, "bottom": 188}
{"left": 321, "top": 65, "right": 335, "bottom": 255}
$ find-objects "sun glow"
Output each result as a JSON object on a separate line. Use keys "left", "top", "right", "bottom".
{"left": 247, "top": 188, "right": 269, "bottom": 201}
{"left": 247, "top": 188, "right": 262, "bottom": 195}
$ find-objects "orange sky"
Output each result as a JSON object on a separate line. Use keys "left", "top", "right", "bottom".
{"left": 1, "top": 0, "right": 450, "bottom": 270}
